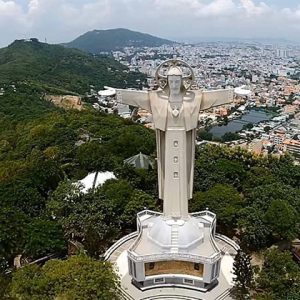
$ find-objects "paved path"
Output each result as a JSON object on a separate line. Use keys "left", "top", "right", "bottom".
{"left": 109, "top": 238, "right": 134, "bottom": 263}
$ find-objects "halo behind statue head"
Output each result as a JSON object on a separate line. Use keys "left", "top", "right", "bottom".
{"left": 155, "top": 59, "right": 195, "bottom": 90}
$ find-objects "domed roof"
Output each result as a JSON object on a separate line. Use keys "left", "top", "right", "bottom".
{"left": 147, "top": 217, "right": 204, "bottom": 250}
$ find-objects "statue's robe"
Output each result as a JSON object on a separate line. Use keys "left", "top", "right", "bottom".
{"left": 149, "top": 91, "right": 200, "bottom": 214}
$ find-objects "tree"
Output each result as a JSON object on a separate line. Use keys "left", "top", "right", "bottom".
{"left": 0, "top": 274, "right": 12, "bottom": 300}
{"left": 287, "top": 92, "right": 295, "bottom": 104}
{"left": 107, "top": 125, "right": 155, "bottom": 159}
{"left": 221, "top": 132, "right": 240, "bottom": 142}
{"left": 24, "top": 218, "right": 66, "bottom": 258}
{"left": 268, "top": 155, "right": 300, "bottom": 188}
{"left": 10, "top": 255, "right": 121, "bottom": 300}
{"left": 0, "top": 179, "right": 45, "bottom": 217}
{"left": 197, "top": 130, "right": 213, "bottom": 141}
{"left": 47, "top": 180, "right": 121, "bottom": 257}
{"left": 287, "top": 288, "right": 300, "bottom": 300}
{"left": 243, "top": 123, "right": 254, "bottom": 130}
{"left": 76, "top": 142, "right": 117, "bottom": 172}
{"left": 115, "top": 163, "right": 158, "bottom": 197}
{"left": 194, "top": 147, "right": 249, "bottom": 192}
{"left": 232, "top": 249, "right": 253, "bottom": 300}
{"left": 242, "top": 167, "right": 277, "bottom": 192}
{"left": 265, "top": 200, "right": 299, "bottom": 241}
{"left": 214, "top": 159, "right": 246, "bottom": 189}
{"left": 238, "top": 207, "right": 272, "bottom": 250}
{"left": 257, "top": 249, "right": 300, "bottom": 299}
{"left": 223, "top": 116, "right": 229, "bottom": 125}
{"left": 121, "top": 189, "right": 157, "bottom": 230}
{"left": 264, "top": 126, "right": 271, "bottom": 133}
{"left": 0, "top": 206, "right": 27, "bottom": 264}
{"left": 245, "top": 183, "right": 300, "bottom": 212}
{"left": 190, "top": 184, "right": 244, "bottom": 228}
{"left": 100, "top": 179, "right": 133, "bottom": 216}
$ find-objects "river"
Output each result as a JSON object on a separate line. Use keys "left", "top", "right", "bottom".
{"left": 209, "top": 110, "right": 272, "bottom": 138}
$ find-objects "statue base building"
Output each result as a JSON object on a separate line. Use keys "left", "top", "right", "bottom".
{"left": 105, "top": 210, "right": 239, "bottom": 299}
{"left": 128, "top": 210, "right": 221, "bottom": 291}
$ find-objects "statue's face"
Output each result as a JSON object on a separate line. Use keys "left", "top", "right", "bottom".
{"left": 168, "top": 75, "right": 182, "bottom": 95}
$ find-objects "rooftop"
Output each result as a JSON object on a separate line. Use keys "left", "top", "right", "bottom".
{"left": 129, "top": 211, "right": 220, "bottom": 263}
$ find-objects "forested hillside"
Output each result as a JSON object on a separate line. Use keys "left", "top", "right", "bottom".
{"left": 0, "top": 39, "right": 146, "bottom": 94}
{"left": 0, "top": 39, "right": 299, "bottom": 300}
{"left": 0, "top": 82, "right": 156, "bottom": 299}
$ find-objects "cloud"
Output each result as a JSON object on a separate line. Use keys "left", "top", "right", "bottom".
{"left": 196, "top": 0, "right": 237, "bottom": 17}
{"left": 0, "top": 0, "right": 299, "bottom": 47}
{"left": 240, "top": 0, "right": 270, "bottom": 16}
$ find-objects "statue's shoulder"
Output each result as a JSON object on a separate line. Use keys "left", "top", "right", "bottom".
{"left": 149, "top": 90, "right": 168, "bottom": 101}
{"left": 184, "top": 90, "right": 198, "bottom": 102}
{"left": 190, "top": 89, "right": 203, "bottom": 96}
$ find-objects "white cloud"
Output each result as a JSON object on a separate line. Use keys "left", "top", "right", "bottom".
{"left": 196, "top": 0, "right": 237, "bottom": 17}
{"left": 240, "top": 0, "right": 270, "bottom": 16}
{"left": 0, "top": 0, "right": 299, "bottom": 47}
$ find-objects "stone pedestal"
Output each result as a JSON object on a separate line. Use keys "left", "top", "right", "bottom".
{"left": 127, "top": 210, "right": 222, "bottom": 291}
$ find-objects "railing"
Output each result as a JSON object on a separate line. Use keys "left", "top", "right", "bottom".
{"left": 5, "top": 253, "right": 63, "bottom": 275}
{"left": 190, "top": 210, "right": 220, "bottom": 254}
{"left": 215, "top": 288, "right": 232, "bottom": 300}
{"left": 128, "top": 210, "right": 223, "bottom": 264}
{"left": 129, "top": 210, "right": 162, "bottom": 253}
{"left": 104, "top": 232, "right": 138, "bottom": 261}
{"left": 128, "top": 250, "right": 221, "bottom": 265}
{"left": 215, "top": 233, "right": 240, "bottom": 252}
{"left": 141, "top": 294, "right": 205, "bottom": 300}
{"left": 190, "top": 211, "right": 220, "bottom": 253}
{"left": 190, "top": 210, "right": 216, "bottom": 220}
{"left": 117, "top": 287, "right": 135, "bottom": 300}
{"left": 137, "top": 210, "right": 162, "bottom": 218}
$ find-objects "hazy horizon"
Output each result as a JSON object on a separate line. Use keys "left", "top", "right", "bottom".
{"left": 1, "top": 0, "right": 300, "bottom": 47}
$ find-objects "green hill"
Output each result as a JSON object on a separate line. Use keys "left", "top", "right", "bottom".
{"left": 65, "top": 28, "right": 175, "bottom": 53}
{"left": 0, "top": 38, "right": 146, "bottom": 94}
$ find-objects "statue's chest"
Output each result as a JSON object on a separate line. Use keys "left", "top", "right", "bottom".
{"left": 166, "top": 104, "right": 185, "bottom": 128}
{"left": 149, "top": 93, "right": 199, "bottom": 131}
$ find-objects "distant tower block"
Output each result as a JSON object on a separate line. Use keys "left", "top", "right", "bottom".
{"left": 106, "top": 60, "right": 238, "bottom": 294}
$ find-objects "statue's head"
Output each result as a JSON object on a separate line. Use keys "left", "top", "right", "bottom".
{"left": 167, "top": 66, "right": 183, "bottom": 96}
{"left": 155, "top": 60, "right": 195, "bottom": 95}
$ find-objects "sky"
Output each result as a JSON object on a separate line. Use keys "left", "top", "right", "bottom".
{"left": 0, "top": 0, "right": 300, "bottom": 47}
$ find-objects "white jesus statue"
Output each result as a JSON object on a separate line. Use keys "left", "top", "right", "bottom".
{"left": 116, "top": 60, "right": 234, "bottom": 220}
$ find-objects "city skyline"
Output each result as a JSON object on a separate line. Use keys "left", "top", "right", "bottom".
{"left": 0, "top": 0, "right": 300, "bottom": 47}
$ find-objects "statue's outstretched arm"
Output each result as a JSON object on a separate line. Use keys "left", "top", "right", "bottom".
{"left": 116, "top": 89, "right": 151, "bottom": 112}
{"left": 200, "top": 88, "right": 234, "bottom": 111}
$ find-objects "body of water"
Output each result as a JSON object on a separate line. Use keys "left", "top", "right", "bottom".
{"left": 209, "top": 110, "right": 272, "bottom": 138}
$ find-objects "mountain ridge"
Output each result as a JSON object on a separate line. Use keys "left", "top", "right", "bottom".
{"left": 0, "top": 38, "right": 146, "bottom": 94}
{"left": 64, "top": 28, "right": 176, "bottom": 53}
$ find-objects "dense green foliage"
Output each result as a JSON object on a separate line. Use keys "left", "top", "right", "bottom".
{"left": 0, "top": 82, "right": 156, "bottom": 269}
{"left": 47, "top": 180, "right": 157, "bottom": 257}
{"left": 232, "top": 250, "right": 253, "bottom": 300}
{"left": 65, "top": 28, "right": 174, "bottom": 53}
{"left": 0, "top": 39, "right": 146, "bottom": 93}
{"left": 10, "top": 255, "right": 121, "bottom": 300}
{"left": 192, "top": 145, "right": 300, "bottom": 244}
{"left": 256, "top": 249, "right": 300, "bottom": 299}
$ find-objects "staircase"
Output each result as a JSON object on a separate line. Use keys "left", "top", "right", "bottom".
{"left": 170, "top": 225, "right": 179, "bottom": 253}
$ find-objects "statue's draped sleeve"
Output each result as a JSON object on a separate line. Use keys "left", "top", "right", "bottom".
{"left": 116, "top": 89, "right": 151, "bottom": 112}
{"left": 200, "top": 88, "right": 234, "bottom": 111}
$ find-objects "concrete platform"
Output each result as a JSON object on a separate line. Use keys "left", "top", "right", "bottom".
{"left": 106, "top": 233, "right": 238, "bottom": 300}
